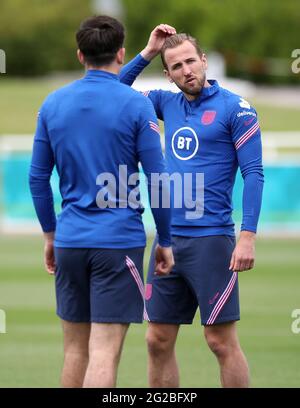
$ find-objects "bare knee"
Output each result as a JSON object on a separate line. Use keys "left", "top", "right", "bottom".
{"left": 204, "top": 325, "right": 239, "bottom": 359}
{"left": 146, "top": 325, "right": 178, "bottom": 358}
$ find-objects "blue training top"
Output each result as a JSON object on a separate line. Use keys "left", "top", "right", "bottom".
{"left": 29, "top": 69, "right": 171, "bottom": 248}
{"left": 120, "top": 54, "right": 264, "bottom": 237}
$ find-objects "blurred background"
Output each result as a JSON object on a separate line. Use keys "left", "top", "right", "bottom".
{"left": 0, "top": 0, "right": 299, "bottom": 388}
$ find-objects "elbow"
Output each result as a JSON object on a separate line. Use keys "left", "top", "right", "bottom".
{"left": 241, "top": 166, "right": 264, "bottom": 181}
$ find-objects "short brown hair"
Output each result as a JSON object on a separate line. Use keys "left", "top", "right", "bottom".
{"left": 161, "top": 33, "right": 203, "bottom": 69}
{"left": 76, "top": 15, "right": 125, "bottom": 67}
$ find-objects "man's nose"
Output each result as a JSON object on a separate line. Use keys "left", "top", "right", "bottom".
{"left": 183, "top": 64, "right": 192, "bottom": 76}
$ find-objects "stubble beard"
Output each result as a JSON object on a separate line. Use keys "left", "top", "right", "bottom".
{"left": 177, "top": 73, "right": 206, "bottom": 97}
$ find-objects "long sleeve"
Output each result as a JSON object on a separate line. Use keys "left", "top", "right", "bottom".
{"left": 119, "top": 53, "right": 150, "bottom": 86}
{"left": 136, "top": 97, "right": 171, "bottom": 247}
{"left": 229, "top": 99, "right": 264, "bottom": 232}
{"left": 29, "top": 107, "right": 56, "bottom": 232}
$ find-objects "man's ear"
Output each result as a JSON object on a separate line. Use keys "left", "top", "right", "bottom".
{"left": 201, "top": 53, "right": 208, "bottom": 70}
{"left": 77, "top": 49, "right": 85, "bottom": 66}
{"left": 164, "top": 69, "right": 173, "bottom": 83}
{"left": 116, "top": 47, "right": 126, "bottom": 65}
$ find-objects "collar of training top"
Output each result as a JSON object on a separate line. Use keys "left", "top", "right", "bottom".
{"left": 186, "top": 79, "right": 219, "bottom": 107}
{"left": 84, "top": 69, "right": 119, "bottom": 81}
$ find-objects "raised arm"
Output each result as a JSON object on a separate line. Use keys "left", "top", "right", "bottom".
{"left": 120, "top": 24, "right": 176, "bottom": 86}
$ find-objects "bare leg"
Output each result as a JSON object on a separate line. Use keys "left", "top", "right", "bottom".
{"left": 83, "top": 323, "right": 129, "bottom": 388}
{"left": 60, "top": 320, "right": 90, "bottom": 388}
{"left": 204, "top": 321, "right": 250, "bottom": 388}
{"left": 146, "top": 323, "right": 180, "bottom": 387}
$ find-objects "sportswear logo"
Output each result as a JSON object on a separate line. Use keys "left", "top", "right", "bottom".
{"left": 201, "top": 111, "right": 216, "bottom": 125}
{"left": 145, "top": 283, "right": 152, "bottom": 300}
{"left": 237, "top": 110, "right": 256, "bottom": 118}
{"left": 239, "top": 98, "right": 251, "bottom": 109}
{"left": 244, "top": 117, "right": 255, "bottom": 126}
{"left": 208, "top": 292, "right": 220, "bottom": 305}
{"left": 171, "top": 127, "right": 199, "bottom": 161}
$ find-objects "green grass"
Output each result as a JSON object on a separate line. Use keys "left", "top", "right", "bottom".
{"left": 0, "top": 77, "right": 299, "bottom": 134}
{"left": 0, "top": 236, "right": 299, "bottom": 388}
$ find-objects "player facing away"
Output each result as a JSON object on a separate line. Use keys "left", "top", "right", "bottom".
{"left": 120, "top": 26, "right": 264, "bottom": 387}
{"left": 29, "top": 16, "right": 174, "bottom": 388}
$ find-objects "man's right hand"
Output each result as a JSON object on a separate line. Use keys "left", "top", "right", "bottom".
{"left": 154, "top": 244, "right": 174, "bottom": 276}
{"left": 141, "top": 24, "right": 176, "bottom": 61}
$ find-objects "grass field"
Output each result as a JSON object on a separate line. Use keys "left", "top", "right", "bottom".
{"left": 0, "top": 73, "right": 299, "bottom": 388}
{"left": 0, "top": 235, "right": 299, "bottom": 388}
{"left": 1, "top": 77, "right": 300, "bottom": 134}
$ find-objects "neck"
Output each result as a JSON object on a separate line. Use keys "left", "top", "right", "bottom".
{"left": 85, "top": 62, "right": 121, "bottom": 75}
{"left": 184, "top": 79, "right": 211, "bottom": 101}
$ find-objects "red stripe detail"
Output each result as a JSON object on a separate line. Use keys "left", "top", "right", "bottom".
{"left": 236, "top": 128, "right": 259, "bottom": 149}
{"left": 235, "top": 123, "right": 259, "bottom": 150}
{"left": 150, "top": 125, "right": 160, "bottom": 135}
{"left": 207, "top": 273, "right": 236, "bottom": 325}
{"left": 235, "top": 122, "right": 259, "bottom": 147}
{"left": 237, "top": 121, "right": 258, "bottom": 143}
{"left": 235, "top": 122, "right": 259, "bottom": 149}
{"left": 149, "top": 121, "right": 160, "bottom": 130}
{"left": 150, "top": 123, "right": 160, "bottom": 131}
{"left": 126, "top": 258, "right": 148, "bottom": 321}
{"left": 236, "top": 124, "right": 260, "bottom": 150}
{"left": 206, "top": 272, "right": 237, "bottom": 325}
{"left": 126, "top": 256, "right": 149, "bottom": 321}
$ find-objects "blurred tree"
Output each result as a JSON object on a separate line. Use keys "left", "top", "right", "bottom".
{"left": 123, "top": 0, "right": 300, "bottom": 83}
{"left": 0, "top": 0, "right": 91, "bottom": 75}
{"left": 0, "top": 0, "right": 299, "bottom": 83}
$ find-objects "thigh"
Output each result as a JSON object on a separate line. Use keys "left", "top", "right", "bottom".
{"left": 54, "top": 248, "right": 91, "bottom": 322}
{"left": 181, "top": 236, "right": 240, "bottom": 326}
{"left": 89, "top": 323, "right": 129, "bottom": 354}
{"left": 61, "top": 320, "right": 91, "bottom": 352}
{"left": 145, "top": 236, "right": 198, "bottom": 324}
{"left": 89, "top": 247, "right": 145, "bottom": 323}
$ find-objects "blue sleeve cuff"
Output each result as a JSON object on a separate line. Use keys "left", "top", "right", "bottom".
{"left": 157, "top": 236, "right": 172, "bottom": 247}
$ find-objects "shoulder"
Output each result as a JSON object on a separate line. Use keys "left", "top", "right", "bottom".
{"left": 41, "top": 80, "right": 80, "bottom": 111}
{"left": 121, "top": 84, "right": 157, "bottom": 111}
{"left": 219, "top": 86, "right": 256, "bottom": 114}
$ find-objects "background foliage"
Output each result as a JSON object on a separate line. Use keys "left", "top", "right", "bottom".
{"left": 0, "top": 0, "right": 299, "bottom": 82}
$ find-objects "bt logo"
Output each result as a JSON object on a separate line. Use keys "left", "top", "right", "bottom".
{"left": 171, "top": 127, "right": 199, "bottom": 161}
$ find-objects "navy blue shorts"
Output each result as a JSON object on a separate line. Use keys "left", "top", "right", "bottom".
{"left": 54, "top": 247, "right": 145, "bottom": 323}
{"left": 146, "top": 235, "right": 240, "bottom": 326}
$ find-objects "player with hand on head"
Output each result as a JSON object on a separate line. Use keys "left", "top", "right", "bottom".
{"left": 120, "top": 25, "right": 264, "bottom": 388}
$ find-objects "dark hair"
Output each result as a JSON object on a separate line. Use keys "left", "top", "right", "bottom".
{"left": 161, "top": 33, "right": 203, "bottom": 69}
{"left": 76, "top": 15, "right": 125, "bottom": 67}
